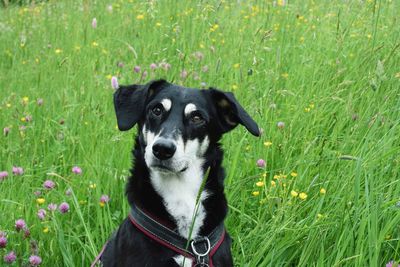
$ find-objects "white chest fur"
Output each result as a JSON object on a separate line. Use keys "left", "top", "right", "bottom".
{"left": 149, "top": 166, "right": 208, "bottom": 239}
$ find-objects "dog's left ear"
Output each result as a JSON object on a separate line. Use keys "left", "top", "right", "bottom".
{"left": 114, "top": 79, "right": 167, "bottom": 131}
{"left": 208, "top": 88, "right": 261, "bottom": 137}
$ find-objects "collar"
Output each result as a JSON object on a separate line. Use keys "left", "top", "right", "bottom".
{"left": 129, "top": 202, "right": 226, "bottom": 267}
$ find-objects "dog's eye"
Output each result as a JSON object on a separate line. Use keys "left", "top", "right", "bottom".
{"left": 190, "top": 113, "right": 204, "bottom": 124}
{"left": 152, "top": 104, "right": 164, "bottom": 117}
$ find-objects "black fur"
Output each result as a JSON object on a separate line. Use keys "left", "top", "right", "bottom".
{"left": 101, "top": 80, "right": 259, "bottom": 266}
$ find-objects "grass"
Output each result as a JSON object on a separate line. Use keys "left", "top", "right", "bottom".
{"left": 0, "top": 0, "right": 399, "bottom": 266}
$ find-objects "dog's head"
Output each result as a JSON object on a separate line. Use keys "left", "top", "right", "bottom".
{"left": 113, "top": 79, "right": 260, "bottom": 174}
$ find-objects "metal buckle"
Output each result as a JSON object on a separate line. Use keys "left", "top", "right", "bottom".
{"left": 191, "top": 236, "right": 211, "bottom": 257}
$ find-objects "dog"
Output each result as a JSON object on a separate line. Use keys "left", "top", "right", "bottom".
{"left": 97, "top": 79, "right": 260, "bottom": 267}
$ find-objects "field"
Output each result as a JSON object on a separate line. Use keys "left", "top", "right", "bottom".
{"left": 0, "top": 0, "right": 399, "bottom": 266}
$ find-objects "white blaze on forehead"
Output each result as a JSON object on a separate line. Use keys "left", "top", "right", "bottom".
{"left": 184, "top": 103, "right": 197, "bottom": 116}
{"left": 161, "top": 98, "right": 172, "bottom": 112}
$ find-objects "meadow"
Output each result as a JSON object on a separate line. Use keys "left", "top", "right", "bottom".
{"left": 0, "top": 0, "right": 399, "bottom": 266}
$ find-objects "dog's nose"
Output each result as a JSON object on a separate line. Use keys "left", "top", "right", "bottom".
{"left": 152, "top": 139, "right": 176, "bottom": 160}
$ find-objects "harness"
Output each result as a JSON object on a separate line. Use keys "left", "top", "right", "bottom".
{"left": 91, "top": 203, "right": 226, "bottom": 267}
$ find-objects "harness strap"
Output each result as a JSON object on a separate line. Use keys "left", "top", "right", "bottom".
{"left": 129, "top": 203, "right": 225, "bottom": 267}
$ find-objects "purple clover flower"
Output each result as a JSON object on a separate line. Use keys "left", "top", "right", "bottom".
{"left": 65, "top": 188, "right": 72, "bottom": 196}
{"left": 12, "top": 166, "right": 24, "bottom": 176}
{"left": 150, "top": 63, "right": 157, "bottom": 70}
{"left": 3, "top": 127, "right": 10, "bottom": 136}
{"left": 111, "top": 76, "right": 119, "bottom": 90}
{"left": 0, "top": 171, "right": 8, "bottom": 181}
{"left": 15, "top": 219, "right": 26, "bottom": 231}
{"left": 0, "top": 236, "right": 7, "bottom": 248}
{"left": 100, "top": 194, "right": 110, "bottom": 203}
{"left": 37, "top": 209, "right": 46, "bottom": 220}
{"left": 91, "top": 18, "right": 97, "bottom": 29}
{"left": 59, "top": 202, "right": 70, "bottom": 214}
{"left": 29, "top": 255, "right": 42, "bottom": 266}
{"left": 72, "top": 166, "right": 82, "bottom": 175}
{"left": 3, "top": 251, "right": 16, "bottom": 264}
{"left": 47, "top": 203, "right": 57, "bottom": 211}
{"left": 43, "top": 180, "right": 56, "bottom": 190}
{"left": 180, "top": 70, "right": 188, "bottom": 79}
{"left": 256, "top": 159, "right": 266, "bottom": 168}
{"left": 133, "top": 66, "right": 141, "bottom": 73}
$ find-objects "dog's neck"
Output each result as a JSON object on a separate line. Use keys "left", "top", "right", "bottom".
{"left": 126, "top": 136, "right": 228, "bottom": 239}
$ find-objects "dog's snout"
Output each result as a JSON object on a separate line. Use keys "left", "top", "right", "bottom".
{"left": 152, "top": 139, "right": 176, "bottom": 160}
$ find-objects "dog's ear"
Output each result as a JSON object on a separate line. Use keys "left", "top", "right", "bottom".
{"left": 208, "top": 88, "right": 260, "bottom": 136}
{"left": 113, "top": 79, "right": 167, "bottom": 131}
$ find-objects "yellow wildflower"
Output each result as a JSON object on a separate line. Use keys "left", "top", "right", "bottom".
{"left": 270, "top": 180, "right": 276, "bottom": 187}
{"left": 92, "top": 41, "right": 99, "bottom": 47}
{"left": 36, "top": 198, "right": 45, "bottom": 204}
{"left": 136, "top": 14, "right": 144, "bottom": 20}
{"left": 256, "top": 181, "right": 264, "bottom": 187}
{"left": 6, "top": 103, "right": 11, "bottom": 108}
{"left": 55, "top": 49, "right": 62, "bottom": 54}
{"left": 290, "top": 172, "right": 298, "bottom": 177}
{"left": 99, "top": 202, "right": 105, "bottom": 208}
{"left": 304, "top": 107, "right": 311, "bottom": 112}
{"left": 317, "top": 213, "right": 323, "bottom": 219}
{"left": 233, "top": 63, "right": 240, "bottom": 69}
{"left": 262, "top": 172, "right": 267, "bottom": 178}
{"left": 231, "top": 84, "right": 238, "bottom": 90}
{"left": 106, "top": 74, "right": 112, "bottom": 80}
{"left": 156, "top": 22, "right": 162, "bottom": 27}
{"left": 20, "top": 117, "right": 26, "bottom": 122}
{"left": 281, "top": 73, "right": 289, "bottom": 79}
{"left": 299, "top": 192, "right": 308, "bottom": 200}
{"left": 263, "top": 141, "right": 272, "bottom": 147}
{"left": 43, "top": 227, "right": 49, "bottom": 233}
{"left": 290, "top": 190, "right": 298, "bottom": 197}
{"left": 22, "top": 96, "right": 29, "bottom": 104}
{"left": 252, "top": 191, "right": 260, "bottom": 196}
{"left": 320, "top": 188, "right": 326, "bottom": 195}
{"left": 89, "top": 183, "right": 97, "bottom": 189}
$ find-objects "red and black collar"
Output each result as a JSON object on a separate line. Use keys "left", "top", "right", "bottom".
{"left": 129, "top": 202, "right": 226, "bottom": 267}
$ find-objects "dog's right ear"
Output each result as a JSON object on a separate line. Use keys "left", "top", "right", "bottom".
{"left": 113, "top": 79, "right": 167, "bottom": 131}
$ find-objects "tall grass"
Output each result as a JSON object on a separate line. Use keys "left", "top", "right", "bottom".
{"left": 0, "top": 0, "right": 399, "bottom": 266}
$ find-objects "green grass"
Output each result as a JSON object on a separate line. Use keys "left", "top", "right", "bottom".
{"left": 0, "top": 0, "right": 399, "bottom": 266}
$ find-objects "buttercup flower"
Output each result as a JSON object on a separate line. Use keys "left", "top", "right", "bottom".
{"left": 12, "top": 166, "right": 24, "bottom": 175}
{"left": 15, "top": 219, "right": 26, "bottom": 231}
{"left": 3, "top": 251, "right": 16, "bottom": 264}
{"left": 299, "top": 192, "right": 308, "bottom": 200}
{"left": 59, "top": 202, "right": 70, "bottom": 213}
{"left": 36, "top": 198, "right": 45, "bottom": 205}
{"left": 72, "top": 166, "right": 82, "bottom": 175}
{"left": 29, "top": 255, "right": 42, "bottom": 266}
{"left": 43, "top": 180, "right": 56, "bottom": 190}
{"left": 290, "top": 190, "right": 299, "bottom": 197}
{"left": 320, "top": 188, "right": 326, "bottom": 194}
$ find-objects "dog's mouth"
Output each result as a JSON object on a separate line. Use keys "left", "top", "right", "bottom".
{"left": 151, "top": 163, "right": 188, "bottom": 174}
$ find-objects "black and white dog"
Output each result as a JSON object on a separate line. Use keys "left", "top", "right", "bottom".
{"left": 98, "top": 80, "right": 260, "bottom": 267}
